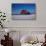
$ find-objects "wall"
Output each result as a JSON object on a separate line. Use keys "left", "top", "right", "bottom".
{"left": 0, "top": 0, "right": 46, "bottom": 27}
{"left": 0, "top": 0, "right": 46, "bottom": 46}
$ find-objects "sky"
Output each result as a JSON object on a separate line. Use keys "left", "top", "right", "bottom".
{"left": 12, "top": 3, "right": 36, "bottom": 15}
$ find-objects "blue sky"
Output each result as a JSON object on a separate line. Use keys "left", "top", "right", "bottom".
{"left": 12, "top": 3, "right": 36, "bottom": 15}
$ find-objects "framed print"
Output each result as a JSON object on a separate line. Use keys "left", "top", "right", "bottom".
{"left": 11, "top": 3, "right": 36, "bottom": 20}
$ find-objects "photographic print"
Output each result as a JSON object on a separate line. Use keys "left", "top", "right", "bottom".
{"left": 11, "top": 3, "right": 36, "bottom": 20}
